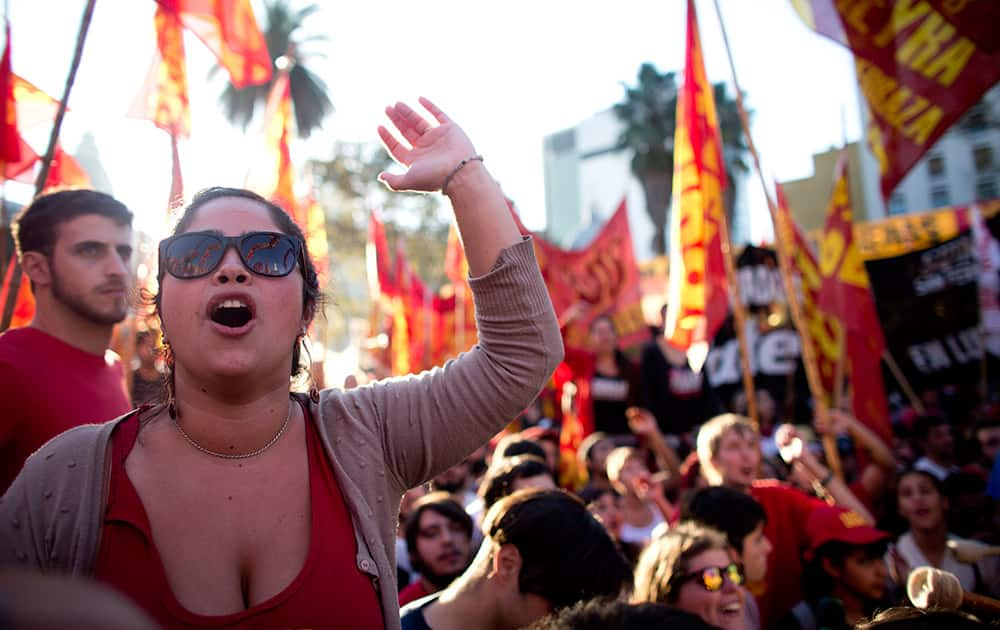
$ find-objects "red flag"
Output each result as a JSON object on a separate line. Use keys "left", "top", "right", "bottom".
{"left": 793, "top": 0, "right": 1000, "bottom": 198}
{"left": 0, "top": 259, "right": 33, "bottom": 330}
{"left": 41, "top": 144, "right": 92, "bottom": 192}
{"left": 155, "top": 0, "right": 272, "bottom": 89}
{"left": 0, "top": 23, "right": 19, "bottom": 164}
{"left": 774, "top": 183, "right": 842, "bottom": 397}
{"left": 0, "top": 26, "right": 39, "bottom": 181}
{"left": 664, "top": 0, "right": 728, "bottom": 372}
{"left": 816, "top": 153, "right": 886, "bottom": 346}
{"left": 813, "top": 156, "right": 891, "bottom": 443}
{"left": 530, "top": 199, "right": 648, "bottom": 353}
{"left": 367, "top": 210, "right": 395, "bottom": 301}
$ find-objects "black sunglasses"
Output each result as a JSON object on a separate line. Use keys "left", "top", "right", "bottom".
{"left": 159, "top": 231, "right": 303, "bottom": 280}
{"left": 676, "top": 563, "right": 744, "bottom": 592}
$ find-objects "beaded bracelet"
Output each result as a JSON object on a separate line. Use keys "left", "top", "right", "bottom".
{"left": 441, "top": 154, "right": 483, "bottom": 195}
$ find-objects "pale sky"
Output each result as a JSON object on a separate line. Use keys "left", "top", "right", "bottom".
{"left": 6, "top": 0, "right": 862, "bottom": 241}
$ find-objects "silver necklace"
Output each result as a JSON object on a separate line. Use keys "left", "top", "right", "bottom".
{"left": 172, "top": 404, "right": 292, "bottom": 460}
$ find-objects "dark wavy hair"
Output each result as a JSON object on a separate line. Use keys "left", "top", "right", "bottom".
{"left": 153, "top": 188, "right": 323, "bottom": 406}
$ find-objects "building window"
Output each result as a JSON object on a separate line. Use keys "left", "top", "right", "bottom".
{"left": 927, "top": 154, "right": 945, "bottom": 177}
{"left": 962, "top": 104, "right": 988, "bottom": 132}
{"left": 974, "top": 145, "right": 994, "bottom": 173}
{"left": 888, "top": 193, "right": 906, "bottom": 215}
{"left": 977, "top": 178, "right": 998, "bottom": 201}
{"left": 930, "top": 186, "right": 950, "bottom": 207}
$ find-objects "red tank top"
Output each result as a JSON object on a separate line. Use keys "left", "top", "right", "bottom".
{"left": 94, "top": 404, "right": 384, "bottom": 628}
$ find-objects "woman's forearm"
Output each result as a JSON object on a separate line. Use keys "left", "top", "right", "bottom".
{"left": 444, "top": 161, "right": 521, "bottom": 276}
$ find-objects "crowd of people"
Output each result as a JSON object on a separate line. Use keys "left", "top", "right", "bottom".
{"left": 0, "top": 99, "right": 998, "bottom": 629}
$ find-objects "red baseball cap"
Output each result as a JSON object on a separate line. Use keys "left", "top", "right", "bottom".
{"left": 805, "top": 506, "right": 890, "bottom": 553}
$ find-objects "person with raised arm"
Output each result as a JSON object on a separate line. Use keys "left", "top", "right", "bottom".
{"left": 0, "top": 98, "right": 563, "bottom": 630}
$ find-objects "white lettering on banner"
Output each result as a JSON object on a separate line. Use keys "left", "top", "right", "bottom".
{"left": 906, "top": 326, "right": 983, "bottom": 373}
{"left": 738, "top": 265, "right": 784, "bottom": 307}
{"left": 705, "top": 324, "right": 802, "bottom": 387}
{"left": 912, "top": 235, "right": 978, "bottom": 296}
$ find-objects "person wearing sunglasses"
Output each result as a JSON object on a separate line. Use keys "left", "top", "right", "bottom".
{"left": 0, "top": 98, "right": 563, "bottom": 630}
{"left": 632, "top": 522, "right": 747, "bottom": 629}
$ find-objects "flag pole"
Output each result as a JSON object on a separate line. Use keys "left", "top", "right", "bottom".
{"left": 882, "top": 350, "right": 926, "bottom": 413}
{"left": 1, "top": 0, "right": 97, "bottom": 332}
{"left": 712, "top": 0, "right": 842, "bottom": 478}
{"left": 717, "top": 204, "right": 759, "bottom": 428}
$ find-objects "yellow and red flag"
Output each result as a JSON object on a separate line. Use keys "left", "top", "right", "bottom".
{"left": 814, "top": 155, "right": 891, "bottom": 442}
{"left": 792, "top": 0, "right": 1000, "bottom": 198}
{"left": 440, "top": 223, "right": 477, "bottom": 360}
{"left": 134, "top": 0, "right": 271, "bottom": 207}
{"left": 775, "top": 184, "right": 841, "bottom": 397}
{"left": 664, "top": 0, "right": 729, "bottom": 373}
{"left": 155, "top": 0, "right": 272, "bottom": 89}
{"left": 252, "top": 71, "right": 297, "bottom": 217}
{"left": 816, "top": 153, "right": 886, "bottom": 346}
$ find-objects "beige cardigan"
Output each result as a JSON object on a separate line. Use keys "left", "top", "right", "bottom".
{"left": 0, "top": 238, "right": 562, "bottom": 630}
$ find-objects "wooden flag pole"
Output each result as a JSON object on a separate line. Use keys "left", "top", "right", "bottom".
{"left": 882, "top": 350, "right": 926, "bottom": 413}
{"left": 712, "top": 0, "right": 843, "bottom": 479}
{"left": 717, "top": 206, "right": 759, "bottom": 428}
{"left": 1, "top": 0, "right": 97, "bottom": 332}
{"left": 832, "top": 326, "right": 847, "bottom": 411}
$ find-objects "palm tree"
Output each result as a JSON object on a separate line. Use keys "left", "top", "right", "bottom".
{"left": 613, "top": 63, "right": 748, "bottom": 255}
{"left": 216, "top": 1, "right": 333, "bottom": 138}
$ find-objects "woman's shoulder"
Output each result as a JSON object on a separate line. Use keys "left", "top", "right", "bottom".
{"left": 19, "top": 410, "right": 136, "bottom": 482}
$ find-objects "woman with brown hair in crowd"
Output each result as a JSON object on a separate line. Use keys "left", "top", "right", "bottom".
{"left": 1, "top": 98, "right": 562, "bottom": 629}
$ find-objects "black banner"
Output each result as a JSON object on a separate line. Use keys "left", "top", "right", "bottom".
{"left": 865, "top": 232, "right": 982, "bottom": 392}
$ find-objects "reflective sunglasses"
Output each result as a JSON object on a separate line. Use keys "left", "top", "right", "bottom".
{"left": 159, "top": 231, "right": 303, "bottom": 279}
{"left": 676, "top": 563, "right": 744, "bottom": 592}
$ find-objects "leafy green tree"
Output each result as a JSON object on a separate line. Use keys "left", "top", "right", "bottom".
{"left": 309, "top": 142, "right": 450, "bottom": 346}
{"left": 216, "top": 1, "right": 333, "bottom": 138}
{"left": 614, "top": 63, "right": 748, "bottom": 255}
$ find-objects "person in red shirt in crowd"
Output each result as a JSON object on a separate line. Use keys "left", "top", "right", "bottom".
{"left": 0, "top": 190, "right": 133, "bottom": 493}
{"left": 775, "top": 506, "right": 891, "bottom": 630}
{"left": 696, "top": 413, "right": 874, "bottom": 627}
{"left": 399, "top": 492, "right": 474, "bottom": 606}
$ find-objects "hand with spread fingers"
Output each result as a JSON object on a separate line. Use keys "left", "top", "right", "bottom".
{"left": 377, "top": 98, "right": 476, "bottom": 194}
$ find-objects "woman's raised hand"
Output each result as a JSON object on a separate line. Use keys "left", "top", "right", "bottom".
{"left": 377, "top": 98, "right": 476, "bottom": 194}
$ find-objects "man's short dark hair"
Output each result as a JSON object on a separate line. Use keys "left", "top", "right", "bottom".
{"left": 493, "top": 437, "right": 548, "bottom": 463}
{"left": 479, "top": 455, "right": 553, "bottom": 511}
{"left": 482, "top": 488, "right": 630, "bottom": 610}
{"left": 527, "top": 599, "right": 715, "bottom": 630}
{"left": 13, "top": 189, "right": 133, "bottom": 258}
{"left": 681, "top": 486, "right": 766, "bottom": 553}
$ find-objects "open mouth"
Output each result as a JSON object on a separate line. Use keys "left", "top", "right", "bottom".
{"left": 721, "top": 602, "right": 741, "bottom": 617}
{"left": 211, "top": 299, "right": 254, "bottom": 328}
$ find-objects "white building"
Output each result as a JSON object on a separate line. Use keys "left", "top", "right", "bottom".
{"left": 542, "top": 107, "right": 751, "bottom": 262}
